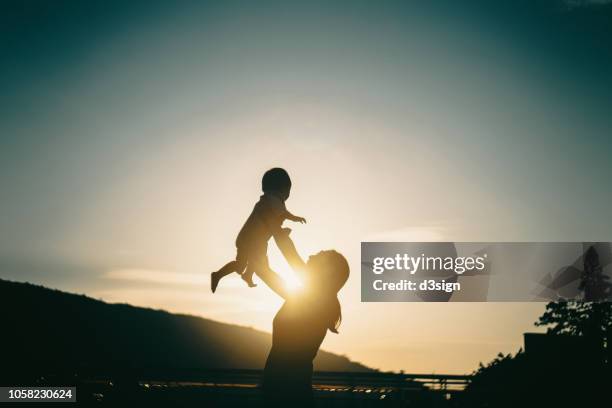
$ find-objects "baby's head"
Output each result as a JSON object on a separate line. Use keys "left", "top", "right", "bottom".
{"left": 262, "top": 167, "right": 292, "bottom": 200}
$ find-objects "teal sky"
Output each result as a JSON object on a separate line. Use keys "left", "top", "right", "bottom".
{"left": 1, "top": 0, "right": 611, "bottom": 373}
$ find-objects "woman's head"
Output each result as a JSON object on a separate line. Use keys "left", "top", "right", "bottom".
{"left": 305, "top": 250, "right": 349, "bottom": 333}
{"left": 306, "top": 250, "right": 349, "bottom": 293}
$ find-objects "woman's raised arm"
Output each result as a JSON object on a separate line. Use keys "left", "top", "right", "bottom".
{"left": 255, "top": 266, "right": 290, "bottom": 300}
{"left": 273, "top": 228, "right": 307, "bottom": 279}
{"left": 255, "top": 228, "right": 307, "bottom": 300}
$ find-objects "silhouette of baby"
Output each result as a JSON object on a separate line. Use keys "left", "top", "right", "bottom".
{"left": 211, "top": 168, "right": 306, "bottom": 292}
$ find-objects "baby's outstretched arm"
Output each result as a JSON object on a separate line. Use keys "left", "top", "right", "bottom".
{"left": 285, "top": 210, "right": 306, "bottom": 224}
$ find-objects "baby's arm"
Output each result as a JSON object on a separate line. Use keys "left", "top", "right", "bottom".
{"left": 284, "top": 209, "right": 306, "bottom": 224}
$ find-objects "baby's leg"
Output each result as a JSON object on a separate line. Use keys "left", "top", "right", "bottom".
{"left": 241, "top": 263, "right": 257, "bottom": 288}
{"left": 242, "top": 253, "right": 270, "bottom": 288}
{"left": 211, "top": 259, "right": 247, "bottom": 293}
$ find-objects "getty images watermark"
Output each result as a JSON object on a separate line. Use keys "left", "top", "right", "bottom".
{"left": 361, "top": 242, "right": 612, "bottom": 302}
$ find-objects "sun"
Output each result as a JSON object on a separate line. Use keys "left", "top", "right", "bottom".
{"left": 283, "top": 272, "right": 303, "bottom": 293}
{"left": 267, "top": 241, "right": 304, "bottom": 293}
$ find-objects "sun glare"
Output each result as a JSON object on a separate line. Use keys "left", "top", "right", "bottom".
{"left": 283, "top": 272, "right": 303, "bottom": 292}
{"left": 267, "top": 242, "right": 304, "bottom": 293}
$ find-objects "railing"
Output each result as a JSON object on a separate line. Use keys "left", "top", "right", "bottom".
{"left": 72, "top": 369, "right": 472, "bottom": 406}
{"left": 132, "top": 368, "right": 471, "bottom": 392}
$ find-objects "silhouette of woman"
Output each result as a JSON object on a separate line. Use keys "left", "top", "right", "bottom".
{"left": 255, "top": 228, "right": 349, "bottom": 407}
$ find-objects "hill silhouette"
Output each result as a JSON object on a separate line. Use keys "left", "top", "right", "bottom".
{"left": 0, "top": 279, "right": 371, "bottom": 383}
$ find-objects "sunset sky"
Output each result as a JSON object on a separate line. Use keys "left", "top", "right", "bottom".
{"left": 1, "top": 0, "right": 611, "bottom": 373}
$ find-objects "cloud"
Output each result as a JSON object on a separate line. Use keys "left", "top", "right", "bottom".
{"left": 103, "top": 268, "right": 242, "bottom": 288}
{"left": 365, "top": 225, "right": 450, "bottom": 242}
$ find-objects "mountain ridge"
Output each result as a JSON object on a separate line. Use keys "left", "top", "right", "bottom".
{"left": 0, "top": 278, "right": 372, "bottom": 379}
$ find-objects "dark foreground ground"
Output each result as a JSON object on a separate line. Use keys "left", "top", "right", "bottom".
{"left": 76, "top": 381, "right": 454, "bottom": 408}
{"left": 5, "top": 370, "right": 465, "bottom": 407}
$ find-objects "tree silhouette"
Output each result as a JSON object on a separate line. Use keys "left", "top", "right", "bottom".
{"left": 461, "top": 303, "right": 611, "bottom": 408}
{"left": 535, "top": 301, "right": 611, "bottom": 365}
{"left": 536, "top": 245, "right": 612, "bottom": 365}
{"left": 535, "top": 301, "right": 611, "bottom": 335}
{"left": 579, "top": 245, "right": 611, "bottom": 301}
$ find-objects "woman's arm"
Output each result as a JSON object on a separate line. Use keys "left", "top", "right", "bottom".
{"left": 255, "top": 229, "right": 306, "bottom": 300}
{"left": 273, "top": 228, "right": 307, "bottom": 280}
{"left": 255, "top": 266, "right": 290, "bottom": 300}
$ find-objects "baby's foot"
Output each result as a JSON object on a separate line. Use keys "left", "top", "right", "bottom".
{"left": 241, "top": 273, "right": 257, "bottom": 288}
{"left": 211, "top": 271, "right": 221, "bottom": 293}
